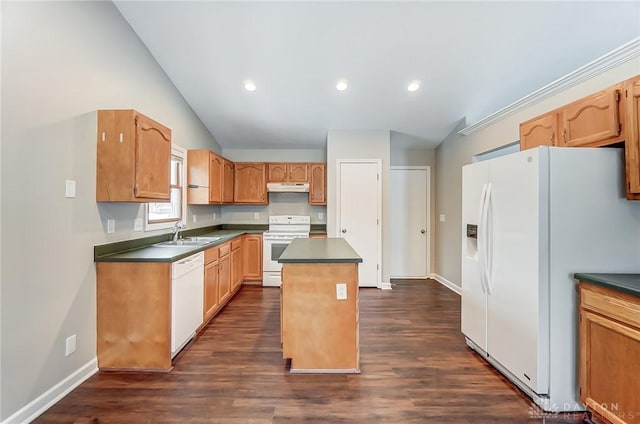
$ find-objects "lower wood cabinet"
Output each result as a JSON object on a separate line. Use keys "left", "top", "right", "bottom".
{"left": 218, "top": 242, "right": 231, "bottom": 305}
{"left": 243, "top": 234, "right": 262, "bottom": 281}
{"left": 230, "top": 239, "right": 243, "bottom": 291}
{"left": 579, "top": 281, "right": 640, "bottom": 424}
{"left": 203, "top": 246, "right": 220, "bottom": 323}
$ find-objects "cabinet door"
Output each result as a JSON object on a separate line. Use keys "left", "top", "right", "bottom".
{"left": 625, "top": 76, "right": 640, "bottom": 199}
{"left": 234, "top": 163, "right": 267, "bottom": 204}
{"left": 243, "top": 234, "right": 263, "bottom": 280}
{"left": 580, "top": 309, "right": 640, "bottom": 424}
{"left": 309, "top": 163, "right": 326, "bottom": 205}
{"left": 519, "top": 113, "right": 557, "bottom": 150}
{"left": 222, "top": 160, "right": 234, "bottom": 203}
{"left": 209, "top": 153, "right": 223, "bottom": 203}
{"left": 203, "top": 259, "right": 220, "bottom": 322}
{"left": 219, "top": 252, "right": 231, "bottom": 304}
{"left": 560, "top": 87, "right": 622, "bottom": 147}
{"left": 231, "top": 240, "right": 243, "bottom": 291}
{"left": 134, "top": 112, "right": 172, "bottom": 200}
{"left": 267, "top": 163, "right": 288, "bottom": 182}
{"left": 187, "top": 150, "right": 211, "bottom": 205}
{"left": 288, "top": 163, "right": 309, "bottom": 182}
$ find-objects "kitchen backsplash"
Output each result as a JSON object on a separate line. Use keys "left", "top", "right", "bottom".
{"left": 221, "top": 192, "right": 327, "bottom": 224}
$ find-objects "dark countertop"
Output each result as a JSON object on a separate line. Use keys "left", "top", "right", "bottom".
{"left": 278, "top": 238, "right": 362, "bottom": 264}
{"left": 574, "top": 273, "right": 640, "bottom": 297}
{"left": 95, "top": 228, "right": 263, "bottom": 263}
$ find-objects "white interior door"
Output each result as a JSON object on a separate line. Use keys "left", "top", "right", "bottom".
{"left": 337, "top": 160, "right": 381, "bottom": 288}
{"left": 390, "top": 167, "right": 429, "bottom": 278}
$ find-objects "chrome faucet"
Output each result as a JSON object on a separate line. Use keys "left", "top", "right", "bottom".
{"left": 172, "top": 222, "right": 186, "bottom": 241}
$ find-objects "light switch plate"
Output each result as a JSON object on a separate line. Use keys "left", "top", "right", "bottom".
{"left": 107, "top": 219, "right": 115, "bottom": 234}
{"left": 65, "top": 180, "right": 76, "bottom": 198}
{"left": 336, "top": 283, "right": 347, "bottom": 300}
{"left": 65, "top": 334, "right": 76, "bottom": 356}
{"left": 439, "top": 214, "right": 446, "bottom": 222}
{"left": 254, "top": 212, "right": 260, "bottom": 220}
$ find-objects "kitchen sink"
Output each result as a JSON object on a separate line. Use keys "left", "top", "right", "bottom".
{"left": 153, "top": 236, "right": 224, "bottom": 247}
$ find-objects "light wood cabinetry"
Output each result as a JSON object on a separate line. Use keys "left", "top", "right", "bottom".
{"left": 96, "top": 262, "right": 172, "bottom": 371}
{"left": 242, "top": 234, "right": 263, "bottom": 281}
{"left": 203, "top": 246, "right": 220, "bottom": 323}
{"left": 231, "top": 239, "right": 243, "bottom": 291}
{"left": 579, "top": 282, "right": 640, "bottom": 424}
{"left": 625, "top": 76, "right": 640, "bottom": 200}
{"left": 559, "top": 85, "right": 623, "bottom": 148}
{"left": 309, "top": 233, "right": 327, "bottom": 238}
{"left": 234, "top": 163, "right": 267, "bottom": 204}
{"left": 218, "top": 242, "right": 231, "bottom": 304}
{"left": 96, "top": 109, "right": 171, "bottom": 202}
{"left": 223, "top": 159, "right": 234, "bottom": 203}
{"left": 308, "top": 163, "right": 326, "bottom": 205}
{"left": 267, "top": 163, "right": 309, "bottom": 182}
{"left": 187, "top": 150, "right": 234, "bottom": 205}
{"left": 519, "top": 112, "right": 558, "bottom": 150}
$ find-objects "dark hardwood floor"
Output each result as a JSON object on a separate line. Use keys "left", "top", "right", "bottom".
{"left": 35, "top": 280, "right": 586, "bottom": 423}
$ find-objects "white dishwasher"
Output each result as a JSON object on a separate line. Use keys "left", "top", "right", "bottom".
{"left": 171, "top": 251, "right": 204, "bottom": 358}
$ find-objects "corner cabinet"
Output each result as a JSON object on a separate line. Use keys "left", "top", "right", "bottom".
{"left": 625, "top": 76, "right": 640, "bottom": 200}
{"left": 187, "top": 150, "right": 222, "bottom": 204}
{"left": 234, "top": 163, "right": 267, "bottom": 204}
{"left": 96, "top": 110, "right": 172, "bottom": 202}
{"left": 309, "top": 163, "right": 326, "bottom": 205}
{"left": 579, "top": 281, "right": 640, "bottom": 424}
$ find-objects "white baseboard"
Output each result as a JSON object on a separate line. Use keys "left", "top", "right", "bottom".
{"left": 2, "top": 358, "right": 98, "bottom": 424}
{"left": 430, "top": 273, "right": 462, "bottom": 295}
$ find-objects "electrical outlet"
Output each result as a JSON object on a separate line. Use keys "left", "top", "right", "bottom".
{"left": 193, "top": 214, "right": 198, "bottom": 223}
{"left": 213, "top": 212, "right": 217, "bottom": 220}
{"left": 134, "top": 218, "right": 143, "bottom": 231}
{"left": 254, "top": 212, "right": 260, "bottom": 220}
{"left": 107, "top": 219, "right": 115, "bottom": 234}
{"left": 318, "top": 212, "right": 324, "bottom": 220}
{"left": 65, "top": 334, "right": 76, "bottom": 356}
{"left": 336, "top": 283, "right": 347, "bottom": 300}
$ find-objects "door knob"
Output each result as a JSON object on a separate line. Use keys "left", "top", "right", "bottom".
{"left": 421, "top": 229, "right": 426, "bottom": 234}
{"left": 341, "top": 228, "right": 347, "bottom": 233}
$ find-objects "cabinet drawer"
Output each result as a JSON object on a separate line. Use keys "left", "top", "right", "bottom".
{"left": 581, "top": 283, "right": 640, "bottom": 329}
{"left": 219, "top": 243, "right": 230, "bottom": 257}
{"left": 231, "top": 239, "right": 242, "bottom": 251}
{"left": 204, "top": 246, "right": 219, "bottom": 264}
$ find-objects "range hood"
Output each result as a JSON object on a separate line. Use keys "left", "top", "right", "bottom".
{"left": 267, "top": 182, "right": 310, "bottom": 193}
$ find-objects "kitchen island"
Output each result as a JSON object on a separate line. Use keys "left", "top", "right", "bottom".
{"left": 278, "top": 238, "right": 362, "bottom": 373}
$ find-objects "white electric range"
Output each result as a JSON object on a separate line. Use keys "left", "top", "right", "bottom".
{"left": 262, "top": 215, "right": 310, "bottom": 287}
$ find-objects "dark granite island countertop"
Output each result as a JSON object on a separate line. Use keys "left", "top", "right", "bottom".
{"left": 278, "top": 238, "right": 362, "bottom": 264}
{"left": 574, "top": 273, "right": 640, "bottom": 297}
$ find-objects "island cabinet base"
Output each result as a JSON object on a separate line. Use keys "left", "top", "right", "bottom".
{"left": 281, "top": 263, "right": 360, "bottom": 373}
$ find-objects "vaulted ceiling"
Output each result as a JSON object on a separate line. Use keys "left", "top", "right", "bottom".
{"left": 114, "top": 1, "right": 640, "bottom": 149}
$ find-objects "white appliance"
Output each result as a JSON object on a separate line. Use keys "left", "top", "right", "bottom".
{"left": 171, "top": 251, "right": 205, "bottom": 357}
{"left": 263, "top": 215, "right": 310, "bottom": 287}
{"left": 461, "top": 146, "right": 640, "bottom": 412}
{"left": 267, "top": 182, "right": 310, "bottom": 192}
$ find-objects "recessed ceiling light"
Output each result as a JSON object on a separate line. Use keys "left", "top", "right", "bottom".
{"left": 244, "top": 80, "right": 257, "bottom": 92}
{"left": 336, "top": 79, "right": 348, "bottom": 91}
{"left": 407, "top": 80, "right": 421, "bottom": 92}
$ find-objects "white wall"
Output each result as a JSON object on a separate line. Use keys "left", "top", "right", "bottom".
{"left": 327, "top": 130, "right": 391, "bottom": 286}
{"left": 1, "top": 2, "right": 220, "bottom": 420}
{"left": 434, "top": 59, "right": 640, "bottom": 288}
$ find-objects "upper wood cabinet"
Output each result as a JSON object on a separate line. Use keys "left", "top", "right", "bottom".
{"left": 558, "top": 85, "right": 623, "bottom": 148}
{"left": 519, "top": 112, "right": 557, "bottom": 150}
{"left": 267, "top": 163, "right": 309, "bottom": 183}
{"left": 187, "top": 151, "right": 235, "bottom": 205}
{"left": 625, "top": 76, "right": 640, "bottom": 200}
{"left": 308, "top": 163, "right": 326, "bottom": 205}
{"left": 223, "top": 159, "right": 235, "bottom": 203}
{"left": 96, "top": 109, "right": 171, "bottom": 202}
{"left": 234, "top": 163, "right": 267, "bottom": 204}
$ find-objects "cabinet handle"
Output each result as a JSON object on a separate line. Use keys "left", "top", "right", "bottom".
{"left": 119, "top": 133, "right": 124, "bottom": 143}
{"left": 101, "top": 132, "right": 106, "bottom": 142}
{"left": 562, "top": 128, "right": 567, "bottom": 143}
{"left": 342, "top": 228, "right": 347, "bottom": 233}
{"left": 421, "top": 229, "right": 426, "bottom": 234}
{"left": 550, "top": 132, "right": 555, "bottom": 146}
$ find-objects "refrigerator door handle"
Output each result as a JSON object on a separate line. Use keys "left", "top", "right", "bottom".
{"left": 484, "top": 183, "right": 493, "bottom": 295}
{"left": 477, "top": 183, "right": 489, "bottom": 294}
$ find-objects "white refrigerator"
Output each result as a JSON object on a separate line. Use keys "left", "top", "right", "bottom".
{"left": 461, "top": 146, "right": 640, "bottom": 412}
